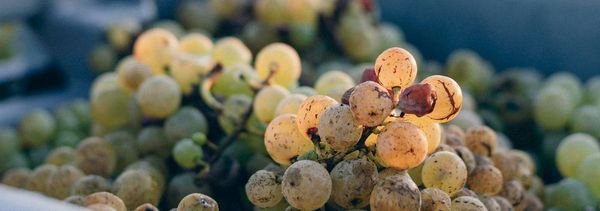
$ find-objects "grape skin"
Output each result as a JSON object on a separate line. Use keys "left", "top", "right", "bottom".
{"left": 178, "top": 33, "right": 213, "bottom": 56}
{"left": 253, "top": 85, "right": 290, "bottom": 123}
{"left": 255, "top": 43, "right": 302, "bottom": 88}
{"left": 212, "top": 37, "right": 252, "bottom": 68}
{"left": 45, "top": 146, "right": 76, "bottom": 166}
{"left": 275, "top": 94, "right": 307, "bottom": 117}
{"left": 245, "top": 170, "right": 283, "bottom": 208}
{"left": 136, "top": 75, "right": 182, "bottom": 119}
{"left": 377, "top": 121, "right": 428, "bottom": 170}
{"left": 281, "top": 160, "right": 332, "bottom": 211}
{"left": 576, "top": 153, "right": 600, "bottom": 199}
{"left": 296, "top": 95, "right": 338, "bottom": 139}
{"left": 349, "top": 81, "right": 393, "bottom": 127}
{"left": 114, "top": 169, "right": 161, "bottom": 209}
{"left": 318, "top": 104, "right": 363, "bottom": 152}
{"left": 133, "top": 28, "right": 178, "bottom": 75}
{"left": 133, "top": 203, "right": 158, "bottom": 211}
{"left": 330, "top": 159, "right": 378, "bottom": 209}
{"left": 264, "top": 114, "right": 314, "bottom": 165}
{"left": 71, "top": 175, "right": 112, "bottom": 196}
{"left": 370, "top": 174, "right": 421, "bottom": 211}
{"left": 76, "top": 137, "right": 117, "bottom": 177}
{"left": 374, "top": 47, "right": 418, "bottom": 90}
{"left": 422, "top": 151, "right": 468, "bottom": 196}
{"left": 169, "top": 53, "right": 213, "bottom": 94}
{"left": 533, "top": 86, "right": 575, "bottom": 131}
{"left": 421, "top": 75, "right": 463, "bottom": 123}
{"left": 164, "top": 106, "right": 208, "bottom": 144}
{"left": 46, "top": 165, "right": 85, "bottom": 199}
{"left": 254, "top": 0, "right": 289, "bottom": 27}
{"left": 555, "top": 133, "right": 600, "bottom": 177}
{"left": 19, "top": 109, "right": 56, "bottom": 148}
{"left": 467, "top": 164, "right": 503, "bottom": 196}
{"left": 464, "top": 125, "right": 497, "bottom": 157}
{"left": 451, "top": 196, "right": 488, "bottom": 211}
{"left": 115, "top": 56, "right": 152, "bottom": 91}
{"left": 172, "top": 139, "right": 203, "bottom": 169}
{"left": 421, "top": 188, "right": 451, "bottom": 211}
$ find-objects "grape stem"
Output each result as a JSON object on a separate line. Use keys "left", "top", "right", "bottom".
{"left": 200, "top": 64, "right": 225, "bottom": 111}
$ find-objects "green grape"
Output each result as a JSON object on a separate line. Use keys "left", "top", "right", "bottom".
{"left": 84, "top": 192, "right": 127, "bottom": 211}
{"left": 576, "top": 153, "right": 600, "bottom": 199}
{"left": 556, "top": 133, "right": 600, "bottom": 177}
{"left": 219, "top": 95, "right": 252, "bottom": 134}
{"left": 254, "top": 0, "right": 289, "bottom": 27}
{"left": 585, "top": 76, "right": 600, "bottom": 103}
{"left": 47, "top": 165, "right": 85, "bottom": 199}
{"left": 64, "top": 195, "right": 86, "bottom": 206}
{"left": 137, "top": 126, "right": 170, "bottom": 158}
{"left": 169, "top": 53, "right": 214, "bottom": 94}
{"left": 106, "top": 20, "right": 140, "bottom": 52}
{"left": 255, "top": 43, "right": 302, "bottom": 88}
{"left": 167, "top": 173, "right": 213, "bottom": 209}
{"left": 133, "top": 28, "right": 178, "bottom": 74}
{"left": 288, "top": 23, "right": 317, "bottom": 49}
{"left": 464, "top": 125, "right": 497, "bottom": 157}
{"left": 545, "top": 71, "right": 583, "bottom": 105}
{"left": 378, "top": 23, "right": 404, "bottom": 52}
{"left": 453, "top": 145, "right": 476, "bottom": 174}
{"left": 164, "top": 106, "right": 208, "bottom": 144}
{"left": 370, "top": 174, "right": 421, "bottom": 211}
{"left": 281, "top": 160, "right": 331, "bottom": 210}
{"left": 318, "top": 104, "right": 363, "bottom": 152}
{"left": 445, "top": 49, "right": 493, "bottom": 97}
{"left": 330, "top": 159, "right": 378, "bottom": 209}
{"left": 0, "top": 23, "right": 15, "bottom": 59}
{"left": 210, "top": 0, "right": 247, "bottom": 19}
{"left": 533, "top": 86, "right": 575, "bottom": 131}
{"left": 422, "top": 151, "right": 468, "bottom": 196}
{"left": 467, "top": 164, "right": 503, "bottom": 196}
{"left": 349, "top": 81, "right": 393, "bottom": 127}
{"left": 450, "top": 110, "right": 483, "bottom": 130}
{"left": 76, "top": 137, "right": 117, "bottom": 177}
{"left": 134, "top": 203, "right": 158, "bottom": 211}
{"left": 545, "top": 179, "right": 597, "bottom": 210}
{"left": 296, "top": 95, "right": 338, "bottom": 138}
{"left": 314, "top": 70, "right": 355, "bottom": 102}
{"left": 45, "top": 146, "right": 76, "bottom": 166}
{"left": 291, "top": 86, "right": 317, "bottom": 96}
{"left": 137, "top": 75, "right": 182, "bottom": 118}
{"left": 178, "top": 33, "right": 213, "bottom": 56}
{"left": 275, "top": 94, "right": 307, "bottom": 117}
{"left": 373, "top": 47, "right": 417, "bottom": 89}
{"left": 570, "top": 105, "right": 600, "bottom": 138}
{"left": 253, "top": 85, "right": 289, "bottom": 123}
{"left": 25, "top": 164, "right": 58, "bottom": 194}
{"left": 0, "top": 128, "right": 20, "bottom": 163}
{"left": 19, "top": 109, "right": 56, "bottom": 148}
{"left": 53, "top": 130, "right": 83, "bottom": 148}
{"left": 377, "top": 121, "right": 428, "bottom": 170}
{"left": 421, "top": 188, "right": 451, "bottom": 211}
{"left": 211, "top": 64, "right": 258, "bottom": 98}
{"left": 91, "top": 73, "right": 131, "bottom": 129}
{"left": 336, "top": 13, "right": 380, "bottom": 62}
{"left": 176, "top": 0, "right": 217, "bottom": 33}
{"left": 264, "top": 114, "right": 313, "bottom": 165}
{"left": 172, "top": 139, "right": 203, "bottom": 169}
{"left": 71, "top": 175, "right": 112, "bottom": 196}
{"left": 2, "top": 168, "right": 31, "bottom": 188}
{"left": 241, "top": 21, "right": 279, "bottom": 52}
{"left": 150, "top": 20, "right": 185, "bottom": 38}
{"left": 105, "top": 131, "right": 139, "bottom": 172}
{"left": 89, "top": 44, "right": 117, "bottom": 74}
{"left": 245, "top": 170, "right": 283, "bottom": 208}
{"left": 421, "top": 75, "right": 463, "bottom": 123}
{"left": 451, "top": 196, "right": 487, "bottom": 211}
{"left": 115, "top": 56, "right": 152, "bottom": 91}
{"left": 114, "top": 169, "right": 161, "bottom": 209}
{"left": 212, "top": 37, "right": 252, "bottom": 68}
{"left": 54, "top": 104, "right": 81, "bottom": 131}
{"left": 177, "top": 193, "right": 219, "bottom": 211}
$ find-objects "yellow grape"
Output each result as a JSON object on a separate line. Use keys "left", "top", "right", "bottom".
{"left": 314, "top": 70, "right": 355, "bottom": 102}
{"left": 288, "top": 0, "right": 319, "bottom": 24}
{"left": 467, "top": 164, "right": 503, "bottom": 196}
{"left": 178, "top": 33, "right": 213, "bottom": 56}
{"left": 275, "top": 94, "right": 307, "bottom": 117}
{"left": 210, "top": 0, "right": 246, "bottom": 19}
{"left": 253, "top": 85, "right": 289, "bottom": 123}
{"left": 212, "top": 37, "right": 252, "bottom": 68}
{"left": 169, "top": 53, "right": 214, "bottom": 94}
{"left": 136, "top": 75, "right": 182, "bottom": 118}
{"left": 116, "top": 56, "right": 152, "bottom": 91}
{"left": 254, "top": 0, "right": 289, "bottom": 27}
{"left": 264, "top": 114, "right": 314, "bottom": 165}
{"left": 349, "top": 81, "right": 393, "bottom": 127}
{"left": 255, "top": 43, "right": 301, "bottom": 88}
{"left": 374, "top": 47, "right": 418, "bottom": 89}
{"left": 376, "top": 121, "right": 428, "bottom": 170}
{"left": 421, "top": 75, "right": 463, "bottom": 123}
{"left": 464, "top": 125, "right": 497, "bottom": 157}
{"left": 133, "top": 28, "right": 178, "bottom": 75}
{"left": 421, "top": 151, "right": 468, "bottom": 196}
{"left": 416, "top": 121, "right": 442, "bottom": 154}
{"left": 296, "top": 95, "right": 338, "bottom": 139}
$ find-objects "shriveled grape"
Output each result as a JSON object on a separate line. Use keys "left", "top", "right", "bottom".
{"left": 330, "top": 159, "right": 378, "bottom": 209}
{"left": 245, "top": 170, "right": 283, "bottom": 208}
{"left": 76, "top": 137, "right": 117, "bottom": 177}
{"left": 421, "top": 188, "right": 451, "bottom": 211}
{"left": 318, "top": 104, "right": 363, "bottom": 152}
{"left": 465, "top": 125, "right": 497, "bottom": 157}
{"left": 370, "top": 174, "right": 421, "bottom": 211}
{"left": 281, "top": 160, "right": 332, "bottom": 210}
{"left": 177, "top": 193, "right": 219, "bottom": 211}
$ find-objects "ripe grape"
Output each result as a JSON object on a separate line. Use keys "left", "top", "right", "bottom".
{"left": 378, "top": 23, "right": 404, "bottom": 52}
{"left": 133, "top": 28, "right": 178, "bottom": 74}
{"left": 172, "top": 139, "right": 203, "bottom": 169}
{"left": 422, "top": 151, "right": 468, "bottom": 196}
{"left": 114, "top": 169, "right": 161, "bottom": 209}
{"left": 453, "top": 145, "right": 476, "bottom": 174}
{"left": 254, "top": 85, "right": 290, "bottom": 123}
{"left": 576, "top": 153, "right": 600, "bottom": 199}
{"left": 245, "top": 170, "right": 283, "bottom": 208}
{"left": 314, "top": 71, "right": 355, "bottom": 102}
{"left": 45, "top": 146, "right": 76, "bottom": 166}
{"left": 76, "top": 137, "right": 117, "bottom": 177}
{"left": 177, "top": 193, "right": 219, "bottom": 211}
{"left": 330, "top": 159, "right": 378, "bottom": 209}
{"left": 116, "top": 56, "right": 152, "bottom": 91}
{"left": 1, "top": 168, "right": 30, "bottom": 188}
{"left": 373, "top": 47, "right": 417, "bottom": 89}
{"left": 296, "top": 95, "right": 338, "bottom": 138}
{"left": 464, "top": 125, "right": 497, "bottom": 157}
{"left": 453, "top": 188, "right": 478, "bottom": 199}
{"left": 255, "top": 43, "right": 301, "bottom": 88}
{"left": 71, "top": 175, "right": 112, "bottom": 196}
{"left": 24, "top": 164, "right": 57, "bottom": 194}
{"left": 533, "top": 86, "right": 575, "bottom": 131}
{"left": 212, "top": 37, "right": 252, "bottom": 68}
{"left": 412, "top": 121, "right": 442, "bottom": 154}
{"left": 492, "top": 196, "right": 513, "bottom": 211}
{"left": 19, "top": 109, "right": 56, "bottom": 148}
{"left": 136, "top": 75, "right": 182, "bottom": 118}
{"left": 336, "top": 14, "right": 380, "bottom": 62}
{"left": 370, "top": 174, "right": 421, "bottom": 211}
{"left": 264, "top": 114, "right": 313, "bottom": 165}
{"left": 499, "top": 180, "right": 525, "bottom": 206}
{"left": 288, "top": 0, "right": 319, "bottom": 24}
{"left": 275, "top": 94, "right": 307, "bottom": 117}
{"left": 467, "top": 164, "right": 503, "bottom": 196}
{"left": 569, "top": 105, "right": 600, "bottom": 138}
{"left": 137, "top": 127, "right": 170, "bottom": 158}
{"left": 451, "top": 196, "right": 487, "bottom": 211}
{"left": 318, "top": 104, "right": 363, "bottom": 152}
{"left": 89, "top": 44, "right": 117, "bottom": 74}
{"left": 46, "top": 165, "right": 85, "bottom": 199}
{"left": 545, "top": 72, "right": 583, "bottom": 105}
{"left": 178, "top": 33, "right": 213, "bottom": 56}
{"left": 91, "top": 76, "right": 131, "bottom": 129}
{"left": 254, "top": 0, "right": 289, "bottom": 27}
{"left": 134, "top": 203, "right": 158, "bottom": 211}
{"left": 445, "top": 50, "right": 493, "bottom": 96}
{"left": 349, "top": 81, "right": 393, "bottom": 127}
{"left": 85, "top": 192, "right": 127, "bottom": 211}
{"left": 164, "top": 106, "right": 208, "bottom": 144}
{"left": 555, "top": 133, "right": 600, "bottom": 177}
{"left": 169, "top": 53, "right": 214, "bottom": 94}
{"left": 167, "top": 173, "right": 213, "bottom": 209}
{"left": 421, "top": 75, "right": 463, "bottom": 123}
{"left": 211, "top": 64, "right": 258, "bottom": 98}
{"left": 420, "top": 188, "right": 451, "bottom": 211}
{"left": 376, "top": 121, "right": 428, "bottom": 170}
{"left": 407, "top": 163, "right": 424, "bottom": 186}
{"left": 105, "top": 131, "right": 139, "bottom": 172}
{"left": 281, "top": 160, "right": 332, "bottom": 210}
{"left": 514, "top": 193, "right": 542, "bottom": 211}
